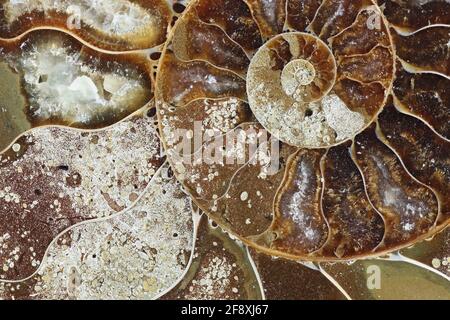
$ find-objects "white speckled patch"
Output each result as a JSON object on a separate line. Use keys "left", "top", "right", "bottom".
{"left": 0, "top": 112, "right": 162, "bottom": 280}
{"left": 0, "top": 163, "right": 194, "bottom": 300}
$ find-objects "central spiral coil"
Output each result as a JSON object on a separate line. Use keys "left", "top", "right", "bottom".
{"left": 247, "top": 32, "right": 342, "bottom": 147}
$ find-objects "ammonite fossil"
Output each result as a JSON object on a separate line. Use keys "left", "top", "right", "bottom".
{"left": 156, "top": 0, "right": 450, "bottom": 262}
{"left": 0, "top": 0, "right": 449, "bottom": 301}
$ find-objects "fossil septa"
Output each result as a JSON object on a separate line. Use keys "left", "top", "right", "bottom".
{"left": 156, "top": 0, "right": 449, "bottom": 262}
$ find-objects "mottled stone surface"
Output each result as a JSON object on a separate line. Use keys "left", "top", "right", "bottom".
{"left": 0, "top": 112, "right": 162, "bottom": 280}
{"left": 0, "top": 164, "right": 194, "bottom": 299}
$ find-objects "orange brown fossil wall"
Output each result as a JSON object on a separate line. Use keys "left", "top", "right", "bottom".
{"left": 156, "top": 0, "right": 450, "bottom": 262}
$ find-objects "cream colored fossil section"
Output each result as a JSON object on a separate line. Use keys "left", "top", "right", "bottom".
{"left": 0, "top": 110, "right": 162, "bottom": 281}
{"left": 0, "top": 0, "right": 173, "bottom": 51}
{"left": 0, "top": 164, "right": 194, "bottom": 300}
{"left": 247, "top": 32, "right": 343, "bottom": 147}
{"left": 0, "top": 30, "right": 153, "bottom": 152}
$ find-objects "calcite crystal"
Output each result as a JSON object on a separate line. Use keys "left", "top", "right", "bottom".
{"left": 0, "top": 0, "right": 174, "bottom": 51}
